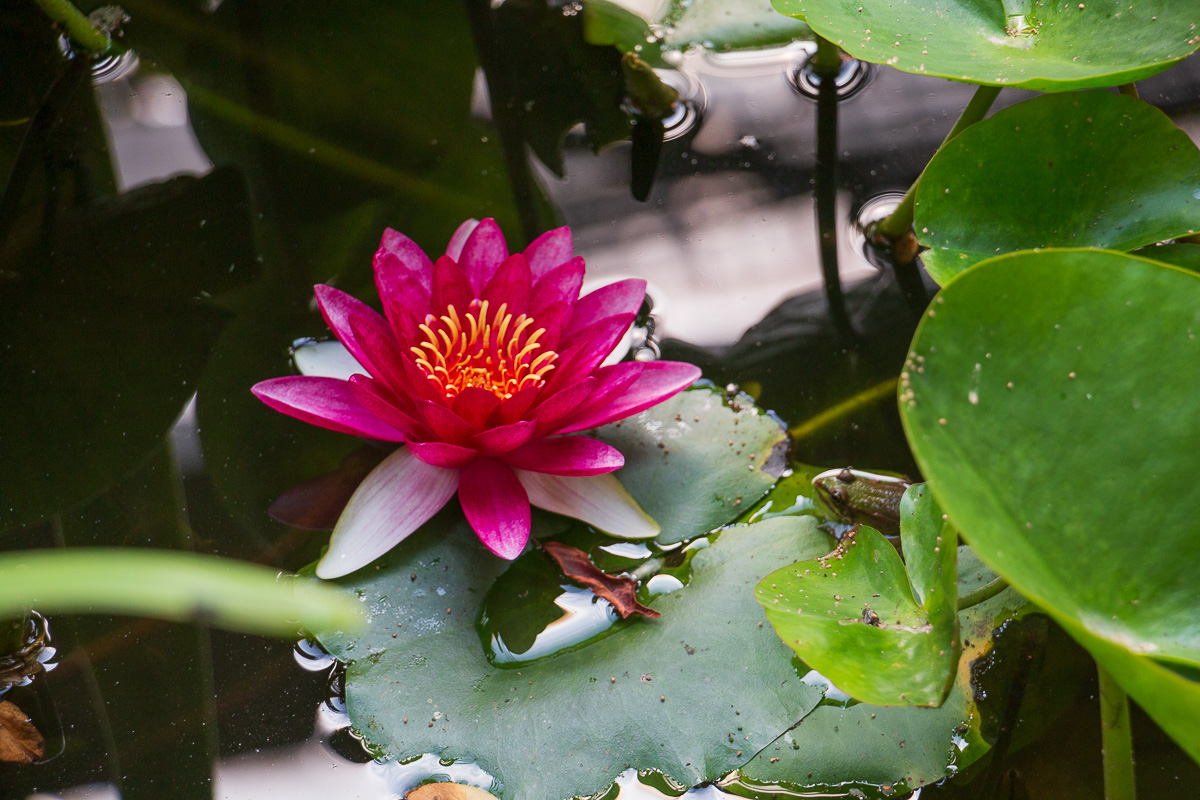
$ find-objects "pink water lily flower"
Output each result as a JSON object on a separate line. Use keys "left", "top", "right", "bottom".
{"left": 253, "top": 219, "right": 700, "bottom": 578}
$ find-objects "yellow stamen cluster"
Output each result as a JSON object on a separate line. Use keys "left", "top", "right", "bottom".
{"left": 410, "top": 300, "right": 557, "bottom": 401}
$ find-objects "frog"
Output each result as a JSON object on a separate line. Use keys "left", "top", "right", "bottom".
{"left": 811, "top": 467, "right": 911, "bottom": 537}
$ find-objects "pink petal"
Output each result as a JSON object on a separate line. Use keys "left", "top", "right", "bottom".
{"left": 432, "top": 255, "right": 474, "bottom": 314}
{"left": 445, "top": 219, "right": 480, "bottom": 261}
{"left": 557, "top": 362, "right": 702, "bottom": 433}
{"left": 524, "top": 226, "right": 574, "bottom": 280}
{"left": 515, "top": 470, "right": 660, "bottom": 539}
{"left": 375, "top": 228, "right": 433, "bottom": 293}
{"left": 415, "top": 399, "right": 474, "bottom": 445}
{"left": 379, "top": 272, "right": 432, "bottom": 338}
{"left": 407, "top": 440, "right": 479, "bottom": 469}
{"left": 567, "top": 279, "right": 646, "bottom": 332}
{"left": 557, "top": 313, "right": 638, "bottom": 379}
{"left": 459, "top": 458, "right": 531, "bottom": 559}
{"left": 502, "top": 436, "right": 624, "bottom": 476}
{"left": 400, "top": 357, "right": 447, "bottom": 405}
{"left": 530, "top": 257, "right": 584, "bottom": 320}
{"left": 470, "top": 420, "right": 535, "bottom": 455}
{"left": 528, "top": 375, "right": 598, "bottom": 434}
{"left": 496, "top": 384, "right": 540, "bottom": 426}
{"left": 315, "top": 447, "right": 459, "bottom": 578}
{"left": 347, "top": 376, "right": 431, "bottom": 441}
{"left": 348, "top": 315, "right": 415, "bottom": 402}
{"left": 481, "top": 253, "right": 532, "bottom": 314}
{"left": 313, "top": 284, "right": 391, "bottom": 377}
{"left": 544, "top": 362, "right": 642, "bottom": 429}
{"left": 252, "top": 376, "right": 407, "bottom": 442}
{"left": 453, "top": 387, "right": 502, "bottom": 430}
{"left": 459, "top": 218, "right": 509, "bottom": 294}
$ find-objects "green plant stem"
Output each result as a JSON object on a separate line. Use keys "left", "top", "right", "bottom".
{"left": 1118, "top": 83, "right": 1140, "bottom": 98}
{"left": 956, "top": 576, "right": 1009, "bottom": 610}
{"left": 1099, "top": 665, "right": 1137, "bottom": 800}
{"left": 875, "top": 84, "right": 1003, "bottom": 240}
{"left": 788, "top": 377, "right": 897, "bottom": 440}
{"left": 34, "top": 0, "right": 112, "bottom": 53}
{"left": 0, "top": 612, "right": 29, "bottom": 655}
{"left": 812, "top": 36, "right": 855, "bottom": 342}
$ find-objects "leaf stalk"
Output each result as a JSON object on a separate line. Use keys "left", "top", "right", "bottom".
{"left": 1099, "top": 665, "right": 1137, "bottom": 800}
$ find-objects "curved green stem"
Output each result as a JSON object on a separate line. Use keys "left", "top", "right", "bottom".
{"left": 956, "top": 575, "right": 1009, "bottom": 610}
{"left": 788, "top": 377, "right": 897, "bottom": 440}
{"left": 34, "top": 0, "right": 112, "bottom": 53}
{"left": 1099, "top": 665, "right": 1137, "bottom": 800}
{"left": 875, "top": 84, "right": 1002, "bottom": 240}
{"left": 812, "top": 36, "right": 855, "bottom": 341}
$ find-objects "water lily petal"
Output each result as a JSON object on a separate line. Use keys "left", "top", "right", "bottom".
{"left": 445, "top": 218, "right": 480, "bottom": 261}
{"left": 313, "top": 284, "right": 390, "bottom": 376}
{"left": 348, "top": 315, "right": 416, "bottom": 403}
{"left": 459, "top": 458, "right": 531, "bottom": 559}
{"left": 460, "top": 218, "right": 509, "bottom": 293}
{"left": 541, "top": 363, "right": 642, "bottom": 433}
{"left": 379, "top": 272, "right": 432, "bottom": 339}
{"left": 347, "top": 376, "right": 431, "bottom": 440}
{"left": 530, "top": 375, "right": 598, "bottom": 434}
{"left": 530, "top": 257, "right": 584, "bottom": 320}
{"left": 414, "top": 399, "right": 474, "bottom": 445}
{"left": 453, "top": 387, "right": 502, "bottom": 430}
{"left": 376, "top": 228, "right": 434, "bottom": 293}
{"left": 407, "top": 440, "right": 478, "bottom": 468}
{"left": 524, "top": 226, "right": 573, "bottom": 280}
{"left": 503, "top": 436, "right": 624, "bottom": 476}
{"left": 432, "top": 255, "right": 473, "bottom": 314}
{"left": 252, "top": 376, "right": 407, "bottom": 442}
{"left": 316, "top": 447, "right": 459, "bottom": 578}
{"left": 481, "top": 253, "right": 532, "bottom": 314}
{"left": 516, "top": 470, "right": 660, "bottom": 539}
{"left": 557, "top": 362, "right": 702, "bottom": 433}
{"left": 556, "top": 313, "right": 639, "bottom": 379}
{"left": 470, "top": 420, "right": 535, "bottom": 455}
{"left": 568, "top": 279, "right": 646, "bottom": 332}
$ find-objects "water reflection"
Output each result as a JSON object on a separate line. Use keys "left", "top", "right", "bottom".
{"left": 486, "top": 585, "right": 619, "bottom": 666}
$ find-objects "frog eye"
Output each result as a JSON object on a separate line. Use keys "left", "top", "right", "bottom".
{"left": 829, "top": 484, "right": 849, "bottom": 502}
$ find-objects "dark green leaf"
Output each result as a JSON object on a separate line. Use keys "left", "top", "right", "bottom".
{"left": 900, "top": 248, "right": 1200, "bottom": 760}
{"left": 772, "top": 0, "right": 1200, "bottom": 90}
{"left": 915, "top": 91, "right": 1200, "bottom": 284}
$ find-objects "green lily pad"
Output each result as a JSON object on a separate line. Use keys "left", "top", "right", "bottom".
{"left": 319, "top": 514, "right": 835, "bottom": 800}
{"left": 914, "top": 91, "right": 1200, "bottom": 284}
{"left": 586, "top": 0, "right": 811, "bottom": 57}
{"left": 742, "top": 575, "right": 1029, "bottom": 795}
{"left": 756, "top": 485, "right": 959, "bottom": 707}
{"left": 899, "top": 248, "right": 1200, "bottom": 760}
{"left": 591, "top": 386, "right": 789, "bottom": 544}
{"left": 772, "top": 0, "right": 1200, "bottom": 90}
{"left": 1134, "top": 242, "right": 1200, "bottom": 274}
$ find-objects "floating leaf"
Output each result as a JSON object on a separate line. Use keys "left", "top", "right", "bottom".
{"left": 0, "top": 700, "right": 44, "bottom": 764}
{"left": 772, "top": 0, "right": 1200, "bottom": 90}
{"left": 659, "top": 0, "right": 812, "bottom": 52}
{"left": 900, "top": 248, "right": 1200, "bottom": 760}
{"left": 1134, "top": 242, "right": 1200, "bottom": 274}
{"left": 756, "top": 485, "right": 959, "bottom": 707}
{"left": 541, "top": 541, "right": 659, "bottom": 619}
{"left": 318, "top": 515, "right": 834, "bottom": 800}
{"left": 914, "top": 92, "right": 1200, "bottom": 283}
{"left": 591, "top": 386, "right": 789, "bottom": 544}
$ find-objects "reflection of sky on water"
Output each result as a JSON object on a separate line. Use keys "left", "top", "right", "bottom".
{"left": 490, "top": 585, "right": 618, "bottom": 665}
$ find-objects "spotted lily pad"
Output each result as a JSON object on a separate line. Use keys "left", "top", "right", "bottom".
{"left": 914, "top": 91, "right": 1200, "bottom": 284}
{"left": 319, "top": 514, "right": 834, "bottom": 800}
{"left": 591, "top": 386, "right": 789, "bottom": 544}
{"left": 900, "top": 248, "right": 1200, "bottom": 760}
{"left": 772, "top": 0, "right": 1200, "bottom": 90}
{"left": 756, "top": 484, "right": 959, "bottom": 707}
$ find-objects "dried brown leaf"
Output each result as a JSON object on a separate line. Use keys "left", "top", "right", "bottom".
{"left": 269, "top": 445, "right": 389, "bottom": 529}
{"left": 406, "top": 782, "right": 498, "bottom": 800}
{"left": 0, "top": 699, "right": 45, "bottom": 764}
{"left": 541, "top": 541, "right": 661, "bottom": 619}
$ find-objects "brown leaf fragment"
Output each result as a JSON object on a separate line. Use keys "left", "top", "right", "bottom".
{"left": 406, "top": 782, "right": 499, "bottom": 800}
{"left": 0, "top": 700, "right": 45, "bottom": 764}
{"left": 541, "top": 541, "right": 661, "bottom": 619}
{"left": 268, "top": 445, "right": 389, "bottom": 530}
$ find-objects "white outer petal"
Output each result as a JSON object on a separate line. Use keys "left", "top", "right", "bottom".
{"left": 293, "top": 340, "right": 368, "bottom": 381}
{"left": 317, "top": 448, "right": 460, "bottom": 579}
{"left": 514, "top": 470, "right": 660, "bottom": 540}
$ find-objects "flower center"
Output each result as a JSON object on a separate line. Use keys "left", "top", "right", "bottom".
{"left": 410, "top": 300, "right": 558, "bottom": 401}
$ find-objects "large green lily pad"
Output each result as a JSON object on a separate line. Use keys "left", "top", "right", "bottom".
{"left": 592, "top": 387, "right": 789, "bottom": 544}
{"left": 586, "top": 0, "right": 812, "bottom": 58}
{"left": 756, "top": 485, "right": 959, "bottom": 707}
{"left": 900, "top": 248, "right": 1200, "bottom": 760}
{"left": 772, "top": 0, "right": 1200, "bottom": 90}
{"left": 914, "top": 91, "right": 1200, "bottom": 284}
{"left": 319, "top": 514, "right": 835, "bottom": 800}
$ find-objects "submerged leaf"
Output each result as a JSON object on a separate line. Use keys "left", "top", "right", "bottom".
{"left": 406, "top": 783, "right": 498, "bottom": 800}
{"left": 541, "top": 541, "right": 660, "bottom": 619}
{"left": 0, "top": 700, "right": 44, "bottom": 764}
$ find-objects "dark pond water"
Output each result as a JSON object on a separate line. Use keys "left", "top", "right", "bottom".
{"left": 3, "top": 1, "right": 1200, "bottom": 798}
